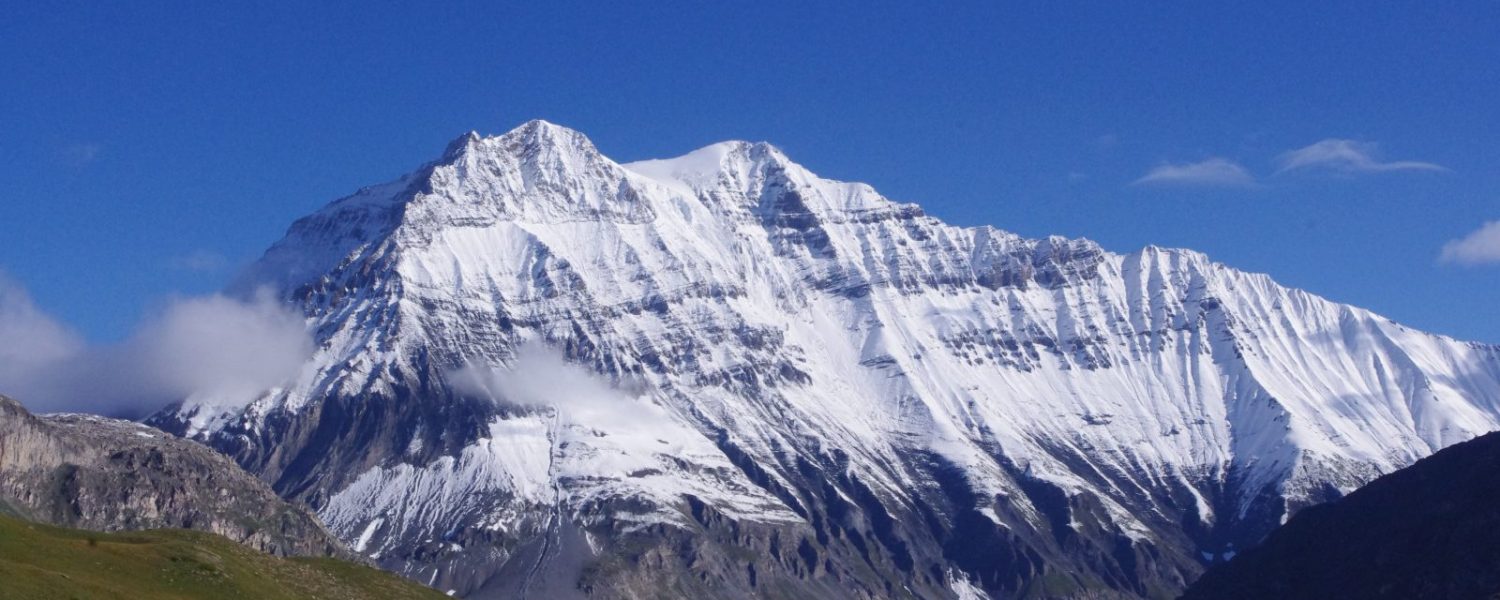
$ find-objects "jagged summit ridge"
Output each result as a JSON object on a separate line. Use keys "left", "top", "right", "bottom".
{"left": 167, "top": 120, "right": 1500, "bottom": 599}
{"left": 250, "top": 120, "right": 1108, "bottom": 296}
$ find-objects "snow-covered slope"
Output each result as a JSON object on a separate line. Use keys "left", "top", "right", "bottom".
{"left": 153, "top": 120, "right": 1500, "bottom": 599}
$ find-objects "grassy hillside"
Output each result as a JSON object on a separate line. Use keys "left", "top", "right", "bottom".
{"left": 0, "top": 514, "right": 447, "bottom": 600}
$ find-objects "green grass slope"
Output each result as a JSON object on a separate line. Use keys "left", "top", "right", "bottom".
{"left": 0, "top": 514, "right": 446, "bottom": 600}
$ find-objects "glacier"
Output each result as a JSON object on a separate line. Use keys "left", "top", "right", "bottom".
{"left": 151, "top": 120, "right": 1500, "bottom": 599}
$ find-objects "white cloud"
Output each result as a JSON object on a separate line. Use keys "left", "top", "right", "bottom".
{"left": 451, "top": 342, "right": 656, "bottom": 429}
{"left": 0, "top": 278, "right": 312, "bottom": 417}
{"left": 1276, "top": 139, "right": 1447, "bottom": 174}
{"left": 1440, "top": 221, "right": 1500, "bottom": 266}
{"left": 124, "top": 291, "right": 313, "bottom": 410}
{"left": 0, "top": 275, "right": 85, "bottom": 395}
{"left": 1133, "top": 158, "right": 1255, "bottom": 187}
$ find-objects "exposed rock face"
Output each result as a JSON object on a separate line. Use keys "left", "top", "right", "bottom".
{"left": 0, "top": 394, "right": 346, "bottom": 558}
{"left": 1182, "top": 430, "right": 1500, "bottom": 600}
{"left": 149, "top": 121, "right": 1500, "bottom": 599}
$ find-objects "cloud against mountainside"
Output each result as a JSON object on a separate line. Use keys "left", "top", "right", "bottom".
{"left": 1276, "top": 139, "right": 1447, "bottom": 175}
{"left": 1132, "top": 158, "right": 1255, "bottom": 187}
{"left": 0, "top": 276, "right": 312, "bottom": 417}
{"left": 451, "top": 342, "right": 658, "bottom": 429}
{"left": 1440, "top": 221, "right": 1500, "bottom": 266}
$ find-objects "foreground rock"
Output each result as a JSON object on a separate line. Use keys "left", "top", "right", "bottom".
{"left": 0, "top": 394, "right": 346, "bottom": 558}
{"left": 1181, "top": 430, "right": 1500, "bottom": 600}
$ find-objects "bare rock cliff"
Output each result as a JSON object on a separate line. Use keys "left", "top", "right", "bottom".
{"left": 0, "top": 394, "right": 347, "bottom": 558}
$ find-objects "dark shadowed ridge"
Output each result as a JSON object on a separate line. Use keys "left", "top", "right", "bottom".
{"left": 1181, "top": 430, "right": 1500, "bottom": 600}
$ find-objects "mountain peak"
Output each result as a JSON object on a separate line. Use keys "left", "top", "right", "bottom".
{"left": 440, "top": 130, "right": 482, "bottom": 161}
{"left": 498, "top": 118, "right": 598, "bottom": 157}
{"left": 622, "top": 139, "right": 810, "bottom": 196}
{"left": 436, "top": 120, "right": 602, "bottom": 167}
{"left": 503, "top": 117, "right": 580, "bottom": 140}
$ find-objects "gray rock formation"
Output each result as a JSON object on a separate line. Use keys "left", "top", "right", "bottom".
{"left": 0, "top": 394, "right": 347, "bottom": 558}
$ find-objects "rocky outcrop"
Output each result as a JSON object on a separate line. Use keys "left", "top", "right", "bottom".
{"left": 0, "top": 394, "right": 347, "bottom": 558}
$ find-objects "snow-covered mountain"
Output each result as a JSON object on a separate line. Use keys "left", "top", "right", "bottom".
{"left": 151, "top": 120, "right": 1500, "bottom": 599}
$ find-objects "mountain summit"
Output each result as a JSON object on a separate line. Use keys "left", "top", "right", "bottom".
{"left": 154, "top": 121, "right": 1500, "bottom": 599}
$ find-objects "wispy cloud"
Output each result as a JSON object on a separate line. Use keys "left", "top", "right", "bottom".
{"left": 58, "top": 142, "right": 104, "bottom": 167}
{"left": 1133, "top": 158, "right": 1254, "bottom": 187}
{"left": 0, "top": 276, "right": 312, "bottom": 417}
{"left": 451, "top": 342, "right": 656, "bottom": 429}
{"left": 0, "top": 274, "right": 85, "bottom": 383}
{"left": 169, "top": 249, "right": 229, "bottom": 273}
{"left": 1276, "top": 139, "right": 1447, "bottom": 174}
{"left": 1440, "top": 221, "right": 1500, "bottom": 266}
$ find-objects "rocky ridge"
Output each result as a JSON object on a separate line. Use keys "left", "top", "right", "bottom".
{"left": 0, "top": 394, "right": 346, "bottom": 558}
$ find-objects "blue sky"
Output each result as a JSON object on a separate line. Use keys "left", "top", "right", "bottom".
{"left": 2, "top": 1, "right": 1497, "bottom": 342}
